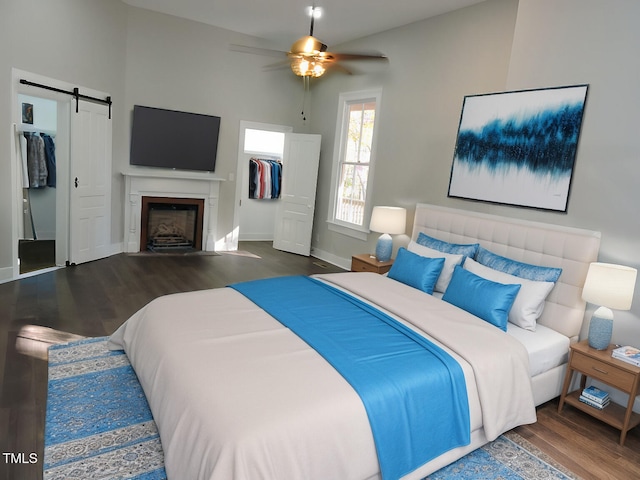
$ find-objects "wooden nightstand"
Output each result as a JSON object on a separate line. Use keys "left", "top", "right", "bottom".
{"left": 558, "top": 340, "right": 640, "bottom": 446}
{"left": 351, "top": 254, "right": 393, "bottom": 274}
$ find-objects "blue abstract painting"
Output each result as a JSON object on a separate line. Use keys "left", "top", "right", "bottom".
{"left": 448, "top": 85, "right": 588, "bottom": 212}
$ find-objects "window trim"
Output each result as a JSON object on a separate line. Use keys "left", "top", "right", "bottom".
{"left": 326, "top": 88, "right": 382, "bottom": 240}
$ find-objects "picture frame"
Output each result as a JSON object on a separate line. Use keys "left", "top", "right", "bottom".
{"left": 448, "top": 84, "right": 589, "bottom": 212}
{"left": 22, "top": 103, "right": 34, "bottom": 124}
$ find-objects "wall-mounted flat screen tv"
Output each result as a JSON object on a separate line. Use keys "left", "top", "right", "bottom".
{"left": 130, "top": 105, "right": 221, "bottom": 172}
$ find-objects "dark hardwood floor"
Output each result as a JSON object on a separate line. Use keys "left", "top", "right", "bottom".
{"left": 0, "top": 242, "right": 343, "bottom": 480}
{"left": 1, "top": 242, "right": 639, "bottom": 479}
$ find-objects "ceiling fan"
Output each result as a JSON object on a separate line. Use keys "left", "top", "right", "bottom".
{"left": 230, "top": 6, "right": 388, "bottom": 78}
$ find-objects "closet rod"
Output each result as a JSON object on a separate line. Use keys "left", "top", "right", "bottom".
{"left": 19, "top": 79, "right": 112, "bottom": 119}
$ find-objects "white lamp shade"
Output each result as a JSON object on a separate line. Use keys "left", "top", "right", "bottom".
{"left": 582, "top": 262, "right": 637, "bottom": 310}
{"left": 369, "top": 206, "right": 406, "bottom": 235}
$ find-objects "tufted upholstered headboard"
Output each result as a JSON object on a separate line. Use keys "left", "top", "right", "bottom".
{"left": 411, "top": 203, "right": 601, "bottom": 342}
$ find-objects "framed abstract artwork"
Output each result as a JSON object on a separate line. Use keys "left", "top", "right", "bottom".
{"left": 448, "top": 85, "right": 588, "bottom": 212}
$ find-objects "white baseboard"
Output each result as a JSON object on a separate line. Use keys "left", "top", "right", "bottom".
{"left": 239, "top": 234, "right": 275, "bottom": 241}
{"left": 310, "top": 247, "right": 351, "bottom": 271}
{"left": 111, "top": 242, "right": 123, "bottom": 256}
{"left": 0, "top": 265, "right": 15, "bottom": 284}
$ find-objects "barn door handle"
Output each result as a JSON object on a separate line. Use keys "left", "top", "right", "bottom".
{"left": 75, "top": 177, "right": 78, "bottom": 188}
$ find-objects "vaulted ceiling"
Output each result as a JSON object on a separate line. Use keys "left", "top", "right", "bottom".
{"left": 122, "top": 0, "right": 486, "bottom": 48}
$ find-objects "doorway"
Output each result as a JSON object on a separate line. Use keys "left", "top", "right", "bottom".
{"left": 12, "top": 92, "right": 70, "bottom": 275}
{"left": 10, "top": 69, "right": 112, "bottom": 280}
{"left": 232, "top": 122, "right": 322, "bottom": 256}
{"left": 234, "top": 121, "right": 292, "bottom": 245}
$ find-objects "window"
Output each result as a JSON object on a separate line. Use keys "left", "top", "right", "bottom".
{"left": 244, "top": 128, "right": 285, "bottom": 156}
{"left": 328, "top": 89, "right": 382, "bottom": 239}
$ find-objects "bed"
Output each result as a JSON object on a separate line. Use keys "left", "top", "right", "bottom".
{"left": 108, "top": 203, "right": 601, "bottom": 480}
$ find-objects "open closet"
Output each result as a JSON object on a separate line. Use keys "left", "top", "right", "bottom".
{"left": 10, "top": 69, "right": 113, "bottom": 281}
{"left": 14, "top": 94, "right": 61, "bottom": 274}
{"left": 233, "top": 121, "right": 321, "bottom": 256}
{"left": 237, "top": 123, "right": 289, "bottom": 242}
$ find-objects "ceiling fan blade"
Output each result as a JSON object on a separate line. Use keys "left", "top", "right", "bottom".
{"left": 263, "top": 60, "right": 294, "bottom": 72}
{"left": 229, "top": 44, "right": 288, "bottom": 59}
{"left": 331, "top": 52, "right": 388, "bottom": 62}
{"left": 328, "top": 63, "right": 354, "bottom": 75}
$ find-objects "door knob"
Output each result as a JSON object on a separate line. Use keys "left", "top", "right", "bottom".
{"left": 75, "top": 177, "right": 78, "bottom": 188}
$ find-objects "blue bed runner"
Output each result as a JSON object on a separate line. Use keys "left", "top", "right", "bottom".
{"left": 230, "top": 276, "right": 470, "bottom": 480}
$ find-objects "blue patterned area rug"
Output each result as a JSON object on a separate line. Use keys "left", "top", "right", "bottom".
{"left": 45, "top": 337, "right": 578, "bottom": 480}
{"left": 428, "top": 431, "right": 579, "bottom": 479}
{"left": 45, "top": 337, "right": 166, "bottom": 479}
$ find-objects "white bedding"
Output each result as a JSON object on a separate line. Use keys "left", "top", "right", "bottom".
{"left": 109, "top": 272, "right": 536, "bottom": 480}
{"left": 506, "top": 323, "right": 570, "bottom": 377}
{"left": 433, "top": 291, "right": 570, "bottom": 377}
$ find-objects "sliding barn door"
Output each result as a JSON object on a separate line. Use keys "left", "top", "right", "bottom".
{"left": 69, "top": 101, "right": 112, "bottom": 264}
{"left": 273, "top": 133, "right": 321, "bottom": 256}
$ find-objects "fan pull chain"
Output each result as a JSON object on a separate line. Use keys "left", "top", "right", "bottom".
{"left": 300, "top": 76, "right": 310, "bottom": 122}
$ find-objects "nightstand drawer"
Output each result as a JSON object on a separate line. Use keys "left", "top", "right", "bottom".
{"left": 351, "top": 254, "right": 394, "bottom": 274}
{"left": 351, "top": 257, "right": 376, "bottom": 272}
{"left": 572, "top": 351, "right": 636, "bottom": 390}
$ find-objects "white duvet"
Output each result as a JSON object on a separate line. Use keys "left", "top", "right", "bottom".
{"left": 108, "top": 272, "right": 536, "bottom": 480}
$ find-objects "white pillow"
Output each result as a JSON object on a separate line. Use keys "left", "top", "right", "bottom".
{"left": 463, "top": 258, "right": 555, "bottom": 331}
{"left": 408, "top": 240, "right": 464, "bottom": 293}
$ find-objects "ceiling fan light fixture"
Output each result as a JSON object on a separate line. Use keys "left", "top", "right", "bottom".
{"left": 303, "top": 37, "right": 316, "bottom": 54}
{"left": 231, "top": 6, "right": 387, "bottom": 80}
{"left": 312, "top": 64, "right": 325, "bottom": 76}
{"left": 290, "top": 35, "right": 326, "bottom": 55}
{"left": 290, "top": 57, "right": 325, "bottom": 77}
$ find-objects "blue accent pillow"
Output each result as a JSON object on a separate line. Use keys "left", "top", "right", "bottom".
{"left": 442, "top": 266, "right": 521, "bottom": 331}
{"left": 416, "top": 232, "right": 479, "bottom": 258}
{"left": 388, "top": 247, "right": 445, "bottom": 294}
{"left": 475, "top": 246, "right": 562, "bottom": 282}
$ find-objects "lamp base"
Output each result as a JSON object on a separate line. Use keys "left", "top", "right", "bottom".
{"left": 375, "top": 233, "right": 393, "bottom": 262}
{"left": 588, "top": 315, "right": 613, "bottom": 350}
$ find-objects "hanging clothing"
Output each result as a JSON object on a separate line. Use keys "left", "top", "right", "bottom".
{"left": 249, "top": 159, "right": 257, "bottom": 199}
{"left": 24, "top": 132, "right": 48, "bottom": 188}
{"left": 270, "top": 161, "right": 282, "bottom": 199}
{"left": 249, "top": 158, "right": 282, "bottom": 199}
{"left": 19, "top": 131, "right": 56, "bottom": 188}
{"left": 41, "top": 133, "right": 57, "bottom": 187}
{"left": 19, "top": 133, "right": 29, "bottom": 188}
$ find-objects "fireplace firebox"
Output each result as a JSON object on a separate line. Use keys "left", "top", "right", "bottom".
{"left": 140, "top": 197, "right": 205, "bottom": 252}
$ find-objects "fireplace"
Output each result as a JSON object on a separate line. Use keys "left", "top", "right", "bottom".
{"left": 123, "top": 171, "right": 224, "bottom": 253}
{"left": 140, "top": 197, "right": 205, "bottom": 252}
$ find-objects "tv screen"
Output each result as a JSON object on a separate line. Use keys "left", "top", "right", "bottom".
{"left": 130, "top": 105, "right": 221, "bottom": 172}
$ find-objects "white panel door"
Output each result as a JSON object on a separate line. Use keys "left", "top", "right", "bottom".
{"left": 69, "top": 101, "right": 112, "bottom": 264}
{"left": 273, "top": 133, "right": 321, "bottom": 256}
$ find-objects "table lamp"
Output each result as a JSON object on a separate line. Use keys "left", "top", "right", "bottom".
{"left": 369, "top": 206, "right": 406, "bottom": 262}
{"left": 582, "top": 262, "right": 637, "bottom": 350}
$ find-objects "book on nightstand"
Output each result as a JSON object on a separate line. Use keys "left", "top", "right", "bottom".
{"left": 580, "top": 386, "right": 610, "bottom": 409}
{"left": 612, "top": 345, "right": 640, "bottom": 367}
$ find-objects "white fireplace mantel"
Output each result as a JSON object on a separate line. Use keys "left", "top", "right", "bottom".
{"left": 122, "top": 170, "right": 225, "bottom": 252}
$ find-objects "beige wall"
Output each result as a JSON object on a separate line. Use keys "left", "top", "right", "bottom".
{"left": 309, "top": 0, "right": 519, "bottom": 263}
{"left": 0, "top": 0, "right": 128, "bottom": 279}
{"left": 122, "top": 7, "right": 303, "bottom": 248}
{"left": 506, "top": 0, "right": 640, "bottom": 342}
